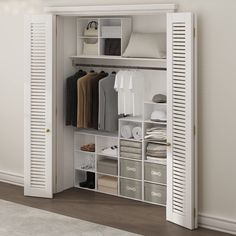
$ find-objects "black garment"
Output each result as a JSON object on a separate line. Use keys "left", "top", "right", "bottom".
{"left": 90, "top": 72, "right": 109, "bottom": 129}
{"left": 66, "top": 70, "right": 87, "bottom": 126}
{"left": 104, "top": 39, "right": 121, "bottom": 56}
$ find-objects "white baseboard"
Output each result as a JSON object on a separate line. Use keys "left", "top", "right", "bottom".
{"left": 0, "top": 170, "right": 24, "bottom": 187}
{"left": 199, "top": 213, "right": 236, "bottom": 235}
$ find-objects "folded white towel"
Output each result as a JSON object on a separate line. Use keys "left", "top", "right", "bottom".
{"left": 132, "top": 126, "right": 142, "bottom": 140}
{"left": 121, "top": 125, "right": 133, "bottom": 139}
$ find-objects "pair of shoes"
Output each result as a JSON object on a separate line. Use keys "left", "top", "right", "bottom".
{"left": 81, "top": 143, "right": 95, "bottom": 152}
{"left": 79, "top": 172, "right": 95, "bottom": 189}
{"left": 101, "top": 145, "right": 118, "bottom": 156}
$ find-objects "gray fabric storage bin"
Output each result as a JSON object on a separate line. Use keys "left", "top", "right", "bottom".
{"left": 144, "top": 163, "right": 166, "bottom": 184}
{"left": 120, "top": 178, "right": 142, "bottom": 200}
{"left": 144, "top": 183, "right": 166, "bottom": 205}
{"left": 120, "top": 159, "right": 142, "bottom": 180}
{"left": 97, "top": 158, "right": 118, "bottom": 175}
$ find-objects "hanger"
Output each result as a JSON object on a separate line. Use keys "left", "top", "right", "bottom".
{"left": 112, "top": 71, "right": 116, "bottom": 74}
{"left": 90, "top": 69, "right": 95, "bottom": 73}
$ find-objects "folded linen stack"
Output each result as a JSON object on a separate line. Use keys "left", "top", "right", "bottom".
{"left": 145, "top": 126, "right": 166, "bottom": 142}
{"left": 146, "top": 143, "right": 166, "bottom": 157}
{"left": 98, "top": 175, "right": 118, "bottom": 195}
{"left": 120, "top": 140, "right": 142, "bottom": 160}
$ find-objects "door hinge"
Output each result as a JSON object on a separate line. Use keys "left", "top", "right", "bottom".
{"left": 194, "top": 125, "right": 196, "bottom": 135}
{"left": 193, "top": 28, "right": 196, "bottom": 38}
{"left": 194, "top": 208, "right": 197, "bottom": 218}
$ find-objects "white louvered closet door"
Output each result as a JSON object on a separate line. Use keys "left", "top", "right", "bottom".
{"left": 166, "top": 13, "right": 197, "bottom": 229}
{"left": 24, "top": 15, "right": 54, "bottom": 198}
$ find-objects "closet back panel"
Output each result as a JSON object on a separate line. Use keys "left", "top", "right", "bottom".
{"left": 132, "top": 15, "right": 166, "bottom": 33}
{"left": 56, "top": 15, "right": 167, "bottom": 192}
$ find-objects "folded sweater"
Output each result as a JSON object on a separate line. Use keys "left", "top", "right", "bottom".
{"left": 120, "top": 146, "right": 142, "bottom": 154}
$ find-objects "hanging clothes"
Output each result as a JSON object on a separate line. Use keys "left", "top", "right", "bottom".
{"left": 90, "top": 71, "right": 109, "bottom": 129}
{"left": 98, "top": 73, "right": 118, "bottom": 132}
{"left": 77, "top": 72, "right": 98, "bottom": 128}
{"left": 66, "top": 70, "right": 87, "bottom": 126}
{"left": 114, "top": 71, "right": 125, "bottom": 115}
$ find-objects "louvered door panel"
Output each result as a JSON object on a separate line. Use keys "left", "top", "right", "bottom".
{"left": 24, "top": 15, "right": 53, "bottom": 198}
{"left": 167, "top": 13, "right": 197, "bottom": 229}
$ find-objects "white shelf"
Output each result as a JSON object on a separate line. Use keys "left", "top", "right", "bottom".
{"left": 97, "top": 153, "right": 118, "bottom": 158}
{"left": 71, "top": 55, "right": 166, "bottom": 62}
{"left": 119, "top": 176, "right": 142, "bottom": 182}
{"left": 75, "top": 167, "right": 96, "bottom": 173}
{"left": 78, "top": 36, "right": 99, "bottom": 39}
{"left": 97, "top": 172, "right": 118, "bottom": 178}
{"left": 120, "top": 156, "right": 142, "bottom": 162}
{"left": 120, "top": 137, "right": 142, "bottom": 143}
{"left": 144, "top": 101, "right": 167, "bottom": 105}
{"left": 119, "top": 116, "right": 143, "bottom": 122}
{"left": 100, "top": 36, "right": 122, "bottom": 39}
{"left": 144, "top": 180, "right": 167, "bottom": 186}
{"left": 72, "top": 55, "right": 122, "bottom": 60}
{"left": 144, "top": 159, "right": 167, "bottom": 165}
{"left": 75, "top": 149, "right": 95, "bottom": 155}
{"left": 75, "top": 129, "right": 118, "bottom": 138}
{"left": 144, "top": 120, "right": 167, "bottom": 125}
{"left": 71, "top": 55, "right": 166, "bottom": 69}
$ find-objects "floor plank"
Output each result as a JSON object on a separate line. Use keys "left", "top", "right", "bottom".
{"left": 0, "top": 182, "right": 232, "bottom": 236}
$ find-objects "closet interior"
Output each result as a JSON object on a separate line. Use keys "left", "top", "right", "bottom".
{"left": 57, "top": 13, "right": 168, "bottom": 206}
{"left": 24, "top": 3, "right": 197, "bottom": 230}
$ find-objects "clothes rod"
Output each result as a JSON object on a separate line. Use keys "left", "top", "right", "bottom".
{"left": 74, "top": 63, "right": 166, "bottom": 71}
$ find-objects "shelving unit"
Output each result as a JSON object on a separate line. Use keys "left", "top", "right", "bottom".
{"left": 72, "top": 14, "right": 168, "bottom": 208}
{"left": 74, "top": 101, "right": 167, "bottom": 206}
{"left": 76, "top": 17, "right": 132, "bottom": 57}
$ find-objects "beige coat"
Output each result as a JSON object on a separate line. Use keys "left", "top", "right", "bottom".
{"left": 77, "top": 72, "right": 98, "bottom": 128}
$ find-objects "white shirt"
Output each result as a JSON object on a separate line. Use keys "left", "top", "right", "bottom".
{"left": 114, "top": 71, "right": 125, "bottom": 115}
{"left": 114, "top": 70, "right": 144, "bottom": 116}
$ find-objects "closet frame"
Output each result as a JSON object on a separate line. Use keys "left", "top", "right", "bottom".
{"left": 24, "top": 4, "right": 198, "bottom": 230}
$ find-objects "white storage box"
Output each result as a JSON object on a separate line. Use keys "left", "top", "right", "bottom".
{"left": 101, "top": 26, "right": 121, "bottom": 38}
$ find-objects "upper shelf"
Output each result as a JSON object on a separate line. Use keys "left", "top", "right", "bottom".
{"left": 71, "top": 55, "right": 166, "bottom": 70}
{"left": 44, "top": 4, "right": 177, "bottom": 16}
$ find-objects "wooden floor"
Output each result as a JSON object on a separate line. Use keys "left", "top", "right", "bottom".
{"left": 0, "top": 182, "right": 231, "bottom": 236}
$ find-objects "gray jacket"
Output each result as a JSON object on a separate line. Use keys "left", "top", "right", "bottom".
{"left": 98, "top": 74, "right": 118, "bottom": 132}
